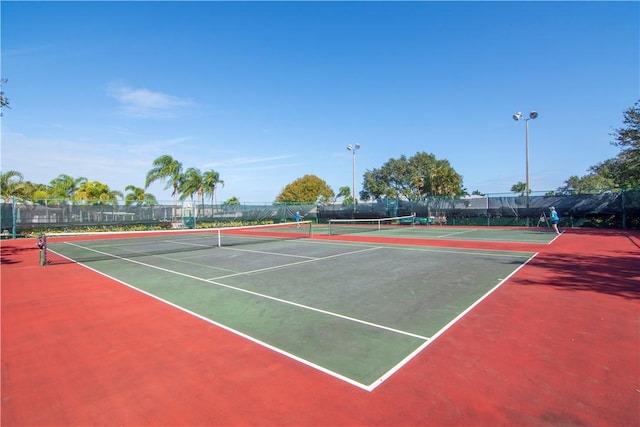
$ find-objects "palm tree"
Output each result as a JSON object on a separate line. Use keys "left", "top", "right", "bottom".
{"left": 178, "top": 167, "right": 204, "bottom": 217}
{"left": 145, "top": 155, "right": 183, "bottom": 219}
{"left": 73, "top": 181, "right": 122, "bottom": 222}
{"left": 48, "top": 174, "right": 88, "bottom": 221}
{"left": 223, "top": 196, "right": 240, "bottom": 212}
{"left": 510, "top": 182, "right": 530, "bottom": 197}
{"left": 124, "top": 185, "right": 157, "bottom": 206}
{"left": 124, "top": 185, "right": 157, "bottom": 220}
{"left": 337, "top": 186, "right": 352, "bottom": 205}
{"left": 202, "top": 169, "right": 224, "bottom": 214}
{"left": 0, "top": 170, "right": 24, "bottom": 201}
{"left": 49, "top": 174, "right": 88, "bottom": 200}
{"left": 74, "top": 181, "right": 122, "bottom": 205}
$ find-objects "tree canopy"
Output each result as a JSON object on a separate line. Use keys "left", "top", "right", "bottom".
{"left": 275, "top": 175, "right": 335, "bottom": 204}
{"left": 361, "top": 152, "right": 465, "bottom": 201}
{"left": 0, "top": 170, "right": 23, "bottom": 200}
{"left": 74, "top": 181, "right": 122, "bottom": 205}
{"left": 124, "top": 185, "right": 157, "bottom": 206}
{"left": 556, "top": 100, "right": 640, "bottom": 193}
{"left": 593, "top": 100, "right": 640, "bottom": 188}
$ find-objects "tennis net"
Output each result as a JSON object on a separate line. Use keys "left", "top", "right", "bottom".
{"left": 44, "top": 221, "right": 313, "bottom": 263}
{"left": 328, "top": 215, "right": 415, "bottom": 235}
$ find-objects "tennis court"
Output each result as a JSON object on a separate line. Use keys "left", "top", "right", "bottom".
{"left": 46, "top": 221, "right": 536, "bottom": 390}
{"left": 3, "top": 224, "right": 639, "bottom": 426}
{"left": 325, "top": 221, "right": 560, "bottom": 244}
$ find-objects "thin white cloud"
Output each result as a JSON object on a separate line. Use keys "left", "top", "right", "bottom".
{"left": 200, "top": 155, "right": 297, "bottom": 169}
{"left": 107, "top": 84, "right": 193, "bottom": 118}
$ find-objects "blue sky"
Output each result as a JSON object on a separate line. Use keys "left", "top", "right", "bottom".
{"left": 2, "top": 1, "right": 638, "bottom": 203}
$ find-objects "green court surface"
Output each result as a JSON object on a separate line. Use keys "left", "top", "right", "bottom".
{"left": 48, "top": 234, "right": 535, "bottom": 390}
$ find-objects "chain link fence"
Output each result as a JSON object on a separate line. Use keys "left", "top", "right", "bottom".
{"left": 2, "top": 188, "right": 639, "bottom": 237}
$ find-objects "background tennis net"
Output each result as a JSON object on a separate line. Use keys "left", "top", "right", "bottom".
{"left": 328, "top": 215, "right": 415, "bottom": 235}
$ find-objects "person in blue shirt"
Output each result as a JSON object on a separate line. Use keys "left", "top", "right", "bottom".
{"left": 295, "top": 211, "right": 303, "bottom": 227}
{"left": 549, "top": 206, "right": 560, "bottom": 235}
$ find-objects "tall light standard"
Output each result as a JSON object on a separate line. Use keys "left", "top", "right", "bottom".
{"left": 513, "top": 111, "right": 538, "bottom": 213}
{"left": 346, "top": 143, "right": 360, "bottom": 217}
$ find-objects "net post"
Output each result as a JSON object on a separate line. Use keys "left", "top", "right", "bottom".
{"left": 37, "top": 234, "right": 47, "bottom": 266}
{"left": 217, "top": 229, "right": 222, "bottom": 247}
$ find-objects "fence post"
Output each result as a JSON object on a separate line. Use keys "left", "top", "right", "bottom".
{"left": 11, "top": 197, "right": 16, "bottom": 239}
{"left": 621, "top": 186, "right": 626, "bottom": 229}
{"left": 37, "top": 234, "right": 47, "bottom": 266}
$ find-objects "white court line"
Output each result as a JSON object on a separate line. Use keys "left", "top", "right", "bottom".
{"left": 49, "top": 247, "right": 373, "bottom": 391}
{"left": 300, "top": 237, "right": 534, "bottom": 258}
{"left": 388, "top": 228, "right": 554, "bottom": 244}
{"left": 431, "top": 228, "right": 479, "bottom": 238}
{"left": 381, "top": 244, "right": 533, "bottom": 258}
{"left": 54, "top": 242, "right": 430, "bottom": 390}
{"left": 368, "top": 251, "right": 540, "bottom": 390}
{"left": 217, "top": 245, "right": 318, "bottom": 259}
{"left": 210, "top": 246, "right": 383, "bottom": 280}
{"left": 549, "top": 231, "right": 564, "bottom": 243}
{"left": 52, "top": 240, "right": 534, "bottom": 392}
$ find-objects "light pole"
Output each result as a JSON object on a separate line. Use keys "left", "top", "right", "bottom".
{"left": 512, "top": 111, "right": 538, "bottom": 214}
{"left": 346, "top": 143, "right": 360, "bottom": 217}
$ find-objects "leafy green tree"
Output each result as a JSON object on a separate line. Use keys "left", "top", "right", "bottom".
{"left": 74, "top": 181, "right": 122, "bottom": 205}
{"left": 556, "top": 174, "right": 615, "bottom": 195}
{"left": 49, "top": 174, "right": 88, "bottom": 201}
{"left": 145, "top": 155, "right": 183, "bottom": 217}
{"left": 31, "top": 185, "right": 51, "bottom": 204}
{"left": 124, "top": 185, "right": 157, "bottom": 206}
{"left": 0, "top": 170, "right": 24, "bottom": 200}
{"left": 362, "top": 152, "right": 464, "bottom": 201}
{"left": 275, "top": 174, "right": 335, "bottom": 204}
{"left": 18, "top": 181, "right": 50, "bottom": 203}
{"left": 592, "top": 101, "right": 640, "bottom": 187}
{"left": 558, "top": 101, "right": 639, "bottom": 192}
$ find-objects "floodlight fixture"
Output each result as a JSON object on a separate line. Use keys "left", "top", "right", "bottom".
{"left": 512, "top": 109, "right": 539, "bottom": 218}
{"left": 346, "top": 143, "right": 361, "bottom": 217}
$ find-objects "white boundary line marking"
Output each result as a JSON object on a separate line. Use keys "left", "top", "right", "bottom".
{"left": 210, "top": 246, "right": 382, "bottom": 280}
{"left": 368, "top": 251, "right": 540, "bottom": 390}
{"left": 50, "top": 239, "right": 537, "bottom": 392}
{"left": 52, "top": 243, "right": 430, "bottom": 391}
{"left": 373, "top": 227, "right": 556, "bottom": 244}
{"left": 49, "top": 249, "right": 372, "bottom": 391}
{"left": 291, "top": 237, "right": 535, "bottom": 257}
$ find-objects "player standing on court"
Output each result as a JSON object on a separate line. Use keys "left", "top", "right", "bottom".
{"left": 549, "top": 206, "right": 560, "bottom": 235}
